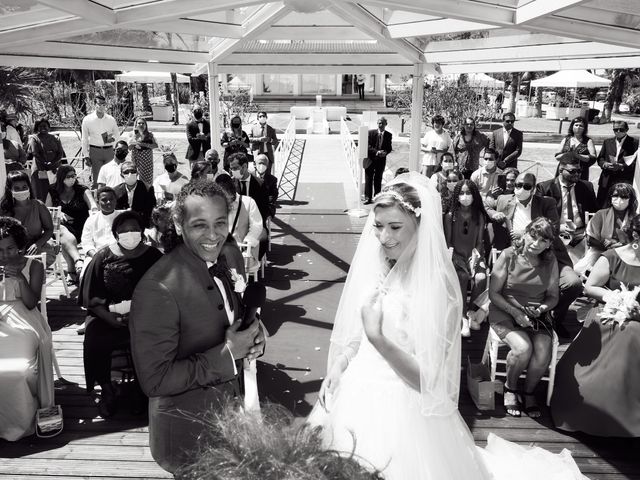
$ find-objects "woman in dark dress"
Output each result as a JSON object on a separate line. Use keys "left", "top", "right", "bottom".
{"left": 26, "top": 118, "right": 64, "bottom": 201}
{"left": 80, "top": 211, "right": 163, "bottom": 417}
{"left": 46, "top": 165, "right": 97, "bottom": 283}
{"left": 221, "top": 115, "right": 250, "bottom": 171}
{"left": 452, "top": 117, "right": 488, "bottom": 179}
{"left": 554, "top": 116, "right": 596, "bottom": 181}
{"left": 551, "top": 214, "right": 640, "bottom": 437}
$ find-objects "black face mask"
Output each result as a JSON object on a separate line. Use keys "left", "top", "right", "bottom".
{"left": 165, "top": 164, "right": 177, "bottom": 173}
{"left": 194, "top": 111, "right": 203, "bottom": 120}
{"left": 115, "top": 149, "right": 128, "bottom": 160}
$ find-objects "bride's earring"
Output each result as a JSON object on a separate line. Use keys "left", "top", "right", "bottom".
{"left": 633, "top": 242, "right": 639, "bottom": 251}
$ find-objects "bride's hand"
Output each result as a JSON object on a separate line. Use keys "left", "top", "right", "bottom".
{"left": 318, "top": 367, "right": 341, "bottom": 412}
{"left": 362, "top": 291, "right": 384, "bottom": 343}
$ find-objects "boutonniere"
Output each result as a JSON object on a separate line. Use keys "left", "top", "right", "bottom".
{"left": 229, "top": 268, "right": 247, "bottom": 294}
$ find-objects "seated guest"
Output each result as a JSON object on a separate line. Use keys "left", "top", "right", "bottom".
{"left": 45, "top": 165, "right": 97, "bottom": 283}
{"left": 536, "top": 155, "right": 597, "bottom": 265}
{"left": 216, "top": 174, "right": 263, "bottom": 270}
{"left": 428, "top": 152, "right": 456, "bottom": 192}
{"left": 555, "top": 116, "right": 596, "bottom": 181}
{"left": 551, "top": 214, "right": 640, "bottom": 437}
{"left": 502, "top": 167, "right": 519, "bottom": 195}
{"left": 26, "top": 118, "right": 64, "bottom": 201}
{"left": 205, "top": 148, "right": 224, "bottom": 179}
{"left": 97, "top": 140, "right": 130, "bottom": 189}
{"left": 487, "top": 172, "right": 582, "bottom": 337}
{"left": 574, "top": 183, "right": 637, "bottom": 275}
{"left": 153, "top": 150, "right": 189, "bottom": 203}
{"left": 80, "top": 187, "right": 125, "bottom": 266}
{"left": 440, "top": 171, "right": 462, "bottom": 214}
{"left": 489, "top": 217, "right": 559, "bottom": 417}
{"left": 114, "top": 161, "right": 156, "bottom": 228}
{"left": 0, "top": 217, "right": 54, "bottom": 441}
{"left": 444, "top": 179, "right": 488, "bottom": 337}
{"left": 2, "top": 122, "right": 27, "bottom": 173}
{"left": 144, "top": 205, "right": 172, "bottom": 252}
{"left": 79, "top": 211, "right": 162, "bottom": 417}
{"left": 190, "top": 160, "right": 216, "bottom": 182}
{"left": 0, "top": 171, "right": 54, "bottom": 263}
{"left": 470, "top": 147, "right": 503, "bottom": 209}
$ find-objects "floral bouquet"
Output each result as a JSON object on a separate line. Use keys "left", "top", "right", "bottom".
{"left": 598, "top": 284, "right": 640, "bottom": 327}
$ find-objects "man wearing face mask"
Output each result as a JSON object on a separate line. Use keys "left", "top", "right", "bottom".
{"left": 221, "top": 116, "right": 250, "bottom": 171}
{"left": 488, "top": 172, "right": 583, "bottom": 337}
{"left": 97, "top": 140, "right": 130, "bottom": 189}
{"left": 80, "top": 187, "right": 127, "bottom": 267}
{"left": 205, "top": 149, "right": 223, "bottom": 181}
{"left": 153, "top": 152, "right": 189, "bottom": 203}
{"left": 249, "top": 112, "right": 279, "bottom": 175}
{"left": 229, "top": 153, "right": 269, "bottom": 225}
{"left": 252, "top": 154, "right": 278, "bottom": 222}
{"left": 470, "top": 148, "right": 503, "bottom": 206}
{"left": 114, "top": 161, "right": 156, "bottom": 228}
{"left": 81, "top": 95, "right": 120, "bottom": 188}
{"left": 185, "top": 106, "right": 211, "bottom": 169}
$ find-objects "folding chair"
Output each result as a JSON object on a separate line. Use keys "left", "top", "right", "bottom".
{"left": 238, "top": 241, "right": 262, "bottom": 283}
{"left": 46, "top": 206, "right": 70, "bottom": 297}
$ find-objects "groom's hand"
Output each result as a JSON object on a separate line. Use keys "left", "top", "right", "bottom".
{"left": 225, "top": 320, "right": 260, "bottom": 359}
{"left": 245, "top": 324, "right": 266, "bottom": 362}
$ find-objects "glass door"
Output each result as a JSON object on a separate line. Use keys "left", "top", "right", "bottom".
{"left": 342, "top": 74, "right": 356, "bottom": 95}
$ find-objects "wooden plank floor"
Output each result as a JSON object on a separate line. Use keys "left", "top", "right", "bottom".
{"left": 1, "top": 280, "right": 639, "bottom": 479}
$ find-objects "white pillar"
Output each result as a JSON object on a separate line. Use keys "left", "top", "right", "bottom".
{"left": 409, "top": 63, "right": 424, "bottom": 173}
{"left": 208, "top": 61, "right": 222, "bottom": 153}
{"left": 336, "top": 74, "right": 342, "bottom": 96}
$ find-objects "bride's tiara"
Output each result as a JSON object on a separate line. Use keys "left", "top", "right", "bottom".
{"left": 372, "top": 190, "right": 422, "bottom": 217}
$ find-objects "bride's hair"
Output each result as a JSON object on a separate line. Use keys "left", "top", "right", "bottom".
{"left": 373, "top": 182, "right": 421, "bottom": 219}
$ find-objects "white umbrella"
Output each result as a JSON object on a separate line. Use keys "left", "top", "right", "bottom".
{"left": 115, "top": 71, "right": 191, "bottom": 83}
{"left": 530, "top": 70, "right": 610, "bottom": 88}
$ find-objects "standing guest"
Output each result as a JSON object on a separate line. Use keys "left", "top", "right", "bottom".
{"left": 125, "top": 117, "right": 157, "bottom": 187}
{"left": 248, "top": 112, "right": 278, "bottom": 175}
{"left": 81, "top": 95, "right": 120, "bottom": 188}
{"left": 490, "top": 112, "right": 523, "bottom": 170}
{"left": 555, "top": 117, "right": 596, "bottom": 181}
{"left": 114, "top": 161, "right": 156, "bottom": 228}
{"left": 470, "top": 148, "right": 503, "bottom": 207}
{"left": 221, "top": 115, "right": 250, "bottom": 171}
{"left": 551, "top": 214, "right": 640, "bottom": 437}
{"left": 2, "top": 122, "right": 27, "bottom": 173}
{"left": 153, "top": 151, "right": 189, "bottom": 203}
{"left": 489, "top": 217, "right": 559, "bottom": 417}
{"left": 364, "top": 117, "right": 393, "bottom": 204}
{"left": 444, "top": 180, "right": 489, "bottom": 337}
{"left": 229, "top": 153, "right": 269, "bottom": 225}
{"left": 574, "top": 183, "right": 637, "bottom": 276}
{"left": 421, "top": 115, "right": 452, "bottom": 178}
{"left": 253, "top": 153, "right": 278, "bottom": 221}
{"left": 453, "top": 117, "right": 488, "bottom": 179}
{"left": 185, "top": 106, "right": 211, "bottom": 169}
{"left": 80, "top": 187, "right": 125, "bottom": 266}
{"left": 26, "top": 118, "right": 64, "bottom": 201}
{"left": 4, "top": 113, "right": 24, "bottom": 146}
{"left": 45, "top": 165, "right": 97, "bottom": 284}
{"left": 428, "top": 152, "right": 456, "bottom": 192}
{"left": 97, "top": 140, "right": 130, "bottom": 188}
{"left": 595, "top": 120, "right": 639, "bottom": 208}
{"left": 356, "top": 74, "right": 366, "bottom": 100}
{"left": 0, "top": 217, "right": 54, "bottom": 441}
{"left": 80, "top": 211, "right": 162, "bottom": 417}
{"left": 129, "top": 180, "right": 264, "bottom": 473}
{"left": 0, "top": 171, "right": 54, "bottom": 260}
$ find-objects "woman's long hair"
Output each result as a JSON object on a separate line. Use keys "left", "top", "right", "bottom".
{"left": 0, "top": 215, "right": 29, "bottom": 250}
{"left": 447, "top": 179, "right": 488, "bottom": 225}
{"left": 54, "top": 164, "right": 78, "bottom": 194}
{"left": 605, "top": 183, "right": 638, "bottom": 214}
{"left": 458, "top": 116, "right": 477, "bottom": 136}
{"left": 565, "top": 116, "right": 590, "bottom": 140}
{"left": 1, "top": 170, "right": 34, "bottom": 217}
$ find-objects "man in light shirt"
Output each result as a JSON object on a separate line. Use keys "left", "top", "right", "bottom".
{"left": 153, "top": 152, "right": 189, "bottom": 203}
{"left": 81, "top": 95, "right": 120, "bottom": 188}
{"left": 97, "top": 140, "right": 130, "bottom": 188}
{"left": 470, "top": 147, "right": 503, "bottom": 208}
{"left": 80, "top": 186, "right": 126, "bottom": 263}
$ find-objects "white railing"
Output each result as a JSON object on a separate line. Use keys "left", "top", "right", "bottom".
{"left": 340, "top": 116, "right": 360, "bottom": 194}
{"left": 274, "top": 115, "right": 296, "bottom": 181}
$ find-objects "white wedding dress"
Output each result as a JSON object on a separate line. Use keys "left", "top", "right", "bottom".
{"left": 309, "top": 288, "right": 588, "bottom": 480}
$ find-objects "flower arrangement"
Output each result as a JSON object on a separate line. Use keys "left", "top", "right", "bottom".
{"left": 598, "top": 283, "right": 640, "bottom": 327}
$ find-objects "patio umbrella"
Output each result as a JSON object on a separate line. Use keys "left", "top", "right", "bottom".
{"left": 531, "top": 70, "right": 610, "bottom": 107}
{"left": 114, "top": 71, "right": 190, "bottom": 83}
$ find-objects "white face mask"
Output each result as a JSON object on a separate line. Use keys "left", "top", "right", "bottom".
{"left": 258, "top": 117, "right": 267, "bottom": 125}
{"left": 248, "top": 162, "right": 256, "bottom": 174}
{"left": 117, "top": 231, "right": 142, "bottom": 250}
{"left": 231, "top": 169, "right": 243, "bottom": 180}
{"left": 1, "top": 131, "right": 6, "bottom": 140}
{"left": 12, "top": 189, "right": 30, "bottom": 202}
{"left": 256, "top": 164, "right": 268, "bottom": 175}
{"left": 459, "top": 194, "right": 473, "bottom": 207}
{"left": 123, "top": 173, "right": 137, "bottom": 186}
{"left": 611, "top": 197, "right": 630, "bottom": 211}
{"left": 484, "top": 160, "right": 496, "bottom": 170}
{"left": 441, "top": 162, "right": 454, "bottom": 172}
{"left": 206, "top": 173, "right": 215, "bottom": 181}
{"left": 63, "top": 178, "right": 76, "bottom": 188}
{"left": 514, "top": 187, "right": 531, "bottom": 201}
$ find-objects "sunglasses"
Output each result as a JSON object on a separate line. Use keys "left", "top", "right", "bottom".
{"left": 122, "top": 170, "right": 137, "bottom": 175}
{"left": 612, "top": 128, "right": 626, "bottom": 133}
{"left": 515, "top": 183, "right": 533, "bottom": 190}
{"left": 611, "top": 194, "right": 630, "bottom": 199}
{"left": 504, "top": 119, "right": 515, "bottom": 123}
{"left": 563, "top": 168, "right": 582, "bottom": 174}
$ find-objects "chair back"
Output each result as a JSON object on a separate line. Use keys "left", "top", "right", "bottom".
{"left": 24, "top": 252, "right": 48, "bottom": 319}
{"left": 47, "top": 206, "right": 63, "bottom": 246}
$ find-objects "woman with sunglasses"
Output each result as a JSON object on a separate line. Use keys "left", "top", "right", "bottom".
{"left": 489, "top": 217, "right": 559, "bottom": 418}
{"left": 555, "top": 117, "right": 596, "bottom": 181}
{"left": 444, "top": 180, "right": 489, "bottom": 337}
{"left": 551, "top": 214, "right": 640, "bottom": 437}
{"left": 45, "top": 165, "right": 98, "bottom": 284}
{"left": 453, "top": 117, "right": 488, "bottom": 179}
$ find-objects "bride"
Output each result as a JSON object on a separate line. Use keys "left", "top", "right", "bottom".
{"left": 309, "top": 172, "right": 587, "bottom": 479}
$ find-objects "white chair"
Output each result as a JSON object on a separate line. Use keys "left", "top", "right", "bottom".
{"left": 46, "top": 206, "right": 70, "bottom": 297}
{"left": 482, "top": 325, "right": 559, "bottom": 406}
{"left": 238, "top": 241, "right": 261, "bottom": 283}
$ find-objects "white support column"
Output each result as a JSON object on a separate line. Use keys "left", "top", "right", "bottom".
{"left": 208, "top": 61, "right": 222, "bottom": 152}
{"left": 409, "top": 63, "right": 424, "bottom": 173}
{"left": 336, "top": 74, "right": 342, "bottom": 96}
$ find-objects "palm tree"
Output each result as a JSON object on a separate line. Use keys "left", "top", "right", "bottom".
{"left": 0, "top": 67, "right": 43, "bottom": 116}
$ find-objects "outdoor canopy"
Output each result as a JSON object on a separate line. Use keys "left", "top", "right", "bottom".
{"left": 114, "top": 71, "right": 191, "bottom": 84}
{"left": 530, "top": 70, "right": 611, "bottom": 89}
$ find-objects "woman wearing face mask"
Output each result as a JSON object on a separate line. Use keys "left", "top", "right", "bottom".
{"left": 573, "top": 183, "right": 638, "bottom": 276}
{"left": 45, "top": 165, "right": 97, "bottom": 284}
{"left": 2, "top": 122, "right": 27, "bottom": 174}
{"left": 489, "top": 217, "right": 559, "bottom": 418}
{"left": 444, "top": 180, "right": 489, "bottom": 337}
{"left": 453, "top": 117, "right": 488, "bottom": 179}
{"left": 0, "top": 171, "right": 54, "bottom": 263}
{"left": 126, "top": 117, "right": 158, "bottom": 187}
{"left": 555, "top": 117, "right": 596, "bottom": 181}
{"left": 26, "top": 118, "right": 64, "bottom": 202}
{"left": 189, "top": 160, "right": 215, "bottom": 182}
{"left": 80, "top": 211, "right": 162, "bottom": 417}
{"left": 440, "top": 171, "right": 462, "bottom": 214}
{"left": 428, "top": 152, "right": 457, "bottom": 192}
{"left": 551, "top": 214, "right": 640, "bottom": 437}
{"left": 153, "top": 150, "right": 189, "bottom": 203}
{"left": 221, "top": 115, "right": 250, "bottom": 171}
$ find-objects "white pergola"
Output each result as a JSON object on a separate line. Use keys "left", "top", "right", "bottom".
{"left": 0, "top": 0, "right": 638, "bottom": 170}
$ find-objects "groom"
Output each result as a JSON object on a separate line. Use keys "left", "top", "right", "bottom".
{"left": 129, "top": 180, "right": 265, "bottom": 473}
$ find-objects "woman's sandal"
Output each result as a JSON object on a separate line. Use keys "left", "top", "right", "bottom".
{"left": 521, "top": 391, "right": 542, "bottom": 418}
{"left": 503, "top": 386, "right": 521, "bottom": 417}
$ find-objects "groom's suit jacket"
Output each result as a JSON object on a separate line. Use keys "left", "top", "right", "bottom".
{"left": 129, "top": 242, "right": 244, "bottom": 473}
